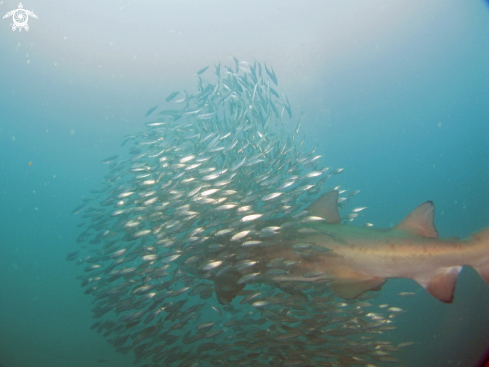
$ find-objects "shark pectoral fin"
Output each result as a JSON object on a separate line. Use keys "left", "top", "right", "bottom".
{"left": 414, "top": 266, "right": 462, "bottom": 303}
{"left": 394, "top": 201, "right": 439, "bottom": 238}
{"left": 308, "top": 190, "right": 341, "bottom": 223}
{"left": 276, "top": 283, "right": 307, "bottom": 298}
{"left": 328, "top": 278, "right": 386, "bottom": 300}
{"left": 214, "top": 270, "right": 245, "bottom": 305}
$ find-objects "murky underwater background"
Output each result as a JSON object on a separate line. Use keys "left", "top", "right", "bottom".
{"left": 0, "top": 1, "right": 488, "bottom": 366}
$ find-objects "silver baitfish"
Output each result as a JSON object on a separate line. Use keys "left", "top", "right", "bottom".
{"left": 68, "top": 60, "right": 407, "bottom": 366}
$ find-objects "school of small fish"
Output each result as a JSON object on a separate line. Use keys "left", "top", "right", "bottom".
{"left": 69, "top": 59, "right": 412, "bottom": 367}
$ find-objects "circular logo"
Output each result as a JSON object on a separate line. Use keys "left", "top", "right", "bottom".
{"left": 12, "top": 9, "right": 28, "bottom": 29}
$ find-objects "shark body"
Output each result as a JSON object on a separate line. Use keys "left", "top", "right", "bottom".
{"left": 214, "top": 190, "right": 489, "bottom": 304}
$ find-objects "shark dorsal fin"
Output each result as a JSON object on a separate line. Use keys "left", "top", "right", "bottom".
{"left": 308, "top": 190, "right": 340, "bottom": 223}
{"left": 395, "top": 201, "right": 439, "bottom": 238}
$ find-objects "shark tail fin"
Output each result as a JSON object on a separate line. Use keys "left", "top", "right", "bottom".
{"left": 470, "top": 227, "right": 489, "bottom": 285}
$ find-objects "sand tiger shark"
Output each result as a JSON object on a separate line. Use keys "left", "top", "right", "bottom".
{"left": 213, "top": 190, "right": 489, "bottom": 304}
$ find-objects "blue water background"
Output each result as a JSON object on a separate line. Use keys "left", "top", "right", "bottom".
{"left": 0, "top": 1, "right": 488, "bottom": 366}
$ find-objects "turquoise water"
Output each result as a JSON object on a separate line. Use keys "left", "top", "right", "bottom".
{"left": 0, "top": 1, "right": 488, "bottom": 366}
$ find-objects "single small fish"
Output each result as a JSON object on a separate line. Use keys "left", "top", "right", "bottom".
{"left": 387, "top": 307, "right": 404, "bottom": 313}
{"left": 231, "top": 157, "right": 246, "bottom": 171}
{"left": 124, "top": 220, "right": 140, "bottom": 228}
{"left": 241, "top": 214, "right": 263, "bottom": 222}
{"left": 174, "top": 91, "right": 188, "bottom": 103}
{"left": 84, "top": 264, "right": 101, "bottom": 272}
{"left": 301, "top": 216, "right": 325, "bottom": 223}
{"left": 145, "top": 105, "right": 158, "bottom": 117}
{"left": 235, "top": 260, "right": 258, "bottom": 271}
{"left": 180, "top": 155, "right": 195, "bottom": 163}
{"left": 111, "top": 249, "right": 127, "bottom": 258}
{"left": 200, "top": 260, "right": 223, "bottom": 271}
{"left": 264, "top": 63, "right": 278, "bottom": 86}
{"left": 216, "top": 204, "right": 237, "bottom": 211}
{"left": 242, "top": 240, "right": 262, "bottom": 247}
{"left": 65, "top": 251, "right": 79, "bottom": 261}
{"left": 306, "top": 170, "right": 323, "bottom": 178}
{"left": 252, "top": 300, "right": 271, "bottom": 308}
{"left": 398, "top": 292, "right": 415, "bottom": 297}
{"left": 141, "top": 254, "right": 158, "bottom": 261}
{"left": 134, "top": 229, "right": 151, "bottom": 238}
{"left": 353, "top": 207, "right": 367, "bottom": 213}
{"left": 71, "top": 203, "right": 86, "bottom": 215}
{"left": 102, "top": 155, "right": 119, "bottom": 164}
{"left": 292, "top": 243, "right": 312, "bottom": 250}
{"left": 197, "top": 322, "right": 215, "bottom": 330}
{"left": 398, "top": 342, "right": 416, "bottom": 348}
{"left": 237, "top": 205, "right": 253, "bottom": 213}
{"left": 161, "top": 254, "right": 181, "bottom": 263}
{"left": 196, "top": 66, "right": 209, "bottom": 75}
{"left": 202, "top": 173, "right": 220, "bottom": 181}
{"left": 200, "top": 189, "right": 220, "bottom": 197}
{"left": 165, "top": 92, "right": 179, "bottom": 102}
{"left": 231, "top": 230, "right": 250, "bottom": 241}
{"left": 262, "top": 192, "right": 282, "bottom": 201}
{"left": 238, "top": 272, "right": 261, "bottom": 284}
{"left": 197, "top": 112, "right": 216, "bottom": 120}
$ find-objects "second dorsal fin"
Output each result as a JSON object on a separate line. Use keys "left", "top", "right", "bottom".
{"left": 394, "top": 201, "right": 438, "bottom": 238}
